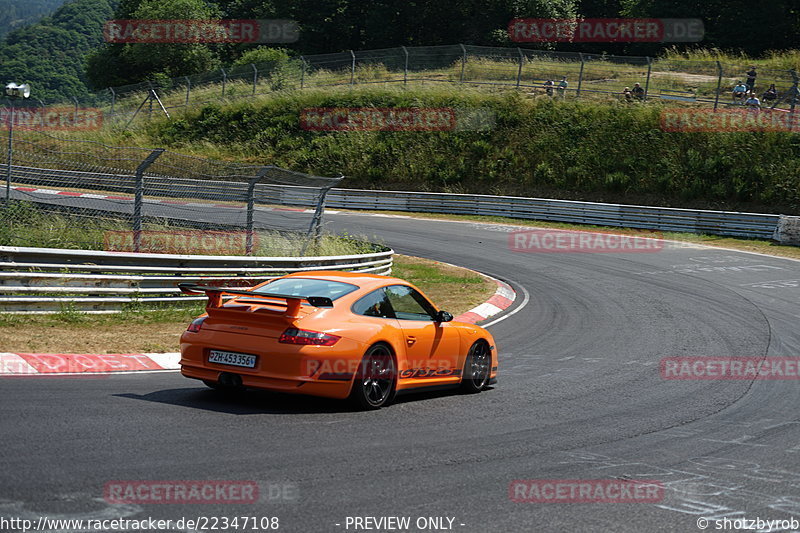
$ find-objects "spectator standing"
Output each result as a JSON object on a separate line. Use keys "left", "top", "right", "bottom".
{"left": 544, "top": 79, "right": 554, "bottom": 97}
{"left": 632, "top": 82, "right": 645, "bottom": 100}
{"left": 746, "top": 66, "right": 757, "bottom": 91}
{"left": 557, "top": 76, "right": 568, "bottom": 98}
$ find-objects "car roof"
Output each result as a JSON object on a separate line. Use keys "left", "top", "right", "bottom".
{"left": 282, "top": 270, "right": 408, "bottom": 291}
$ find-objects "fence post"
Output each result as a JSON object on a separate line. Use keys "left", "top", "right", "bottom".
{"left": 350, "top": 50, "right": 356, "bottom": 86}
{"left": 147, "top": 83, "right": 153, "bottom": 120}
{"left": 789, "top": 69, "right": 798, "bottom": 115}
{"left": 109, "top": 87, "right": 116, "bottom": 117}
{"left": 72, "top": 96, "right": 79, "bottom": 124}
{"left": 4, "top": 100, "right": 13, "bottom": 203}
{"left": 643, "top": 57, "right": 652, "bottom": 100}
{"left": 185, "top": 76, "right": 191, "bottom": 106}
{"left": 300, "top": 56, "right": 306, "bottom": 89}
{"left": 37, "top": 99, "right": 45, "bottom": 127}
{"left": 576, "top": 53, "right": 585, "bottom": 98}
{"left": 246, "top": 167, "right": 271, "bottom": 256}
{"left": 402, "top": 46, "right": 409, "bottom": 86}
{"left": 252, "top": 64, "right": 258, "bottom": 95}
{"left": 459, "top": 44, "right": 467, "bottom": 83}
{"left": 516, "top": 48, "right": 523, "bottom": 88}
{"left": 713, "top": 61, "right": 723, "bottom": 111}
{"left": 221, "top": 68, "right": 227, "bottom": 97}
{"left": 132, "top": 149, "right": 165, "bottom": 252}
{"left": 302, "top": 183, "right": 337, "bottom": 254}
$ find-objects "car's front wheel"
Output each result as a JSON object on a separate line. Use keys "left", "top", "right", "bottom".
{"left": 350, "top": 343, "right": 397, "bottom": 410}
{"left": 460, "top": 340, "right": 491, "bottom": 393}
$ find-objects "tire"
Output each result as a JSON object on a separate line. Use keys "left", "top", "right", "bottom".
{"left": 350, "top": 343, "right": 397, "bottom": 410}
{"left": 202, "top": 379, "right": 222, "bottom": 390}
{"left": 460, "top": 341, "right": 491, "bottom": 393}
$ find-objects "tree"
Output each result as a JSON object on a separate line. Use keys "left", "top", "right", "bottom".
{"left": 86, "top": 0, "right": 221, "bottom": 88}
{"left": 0, "top": 0, "right": 113, "bottom": 101}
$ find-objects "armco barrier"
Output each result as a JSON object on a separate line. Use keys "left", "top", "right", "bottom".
{"left": 9, "top": 165, "right": 782, "bottom": 240}
{"left": 0, "top": 245, "right": 393, "bottom": 313}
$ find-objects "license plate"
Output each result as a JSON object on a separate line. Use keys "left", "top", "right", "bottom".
{"left": 208, "top": 350, "right": 257, "bottom": 368}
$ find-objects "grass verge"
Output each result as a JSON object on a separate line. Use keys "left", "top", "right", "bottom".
{"left": 0, "top": 254, "right": 497, "bottom": 354}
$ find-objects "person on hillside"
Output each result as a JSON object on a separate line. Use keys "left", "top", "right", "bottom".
{"left": 544, "top": 79, "right": 554, "bottom": 97}
{"left": 732, "top": 82, "right": 748, "bottom": 103}
{"left": 622, "top": 87, "right": 633, "bottom": 102}
{"left": 632, "top": 82, "right": 645, "bottom": 100}
{"left": 762, "top": 84, "right": 778, "bottom": 103}
{"left": 557, "top": 76, "right": 568, "bottom": 98}
{"left": 746, "top": 66, "right": 757, "bottom": 91}
{"left": 744, "top": 92, "right": 761, "bottom": 108}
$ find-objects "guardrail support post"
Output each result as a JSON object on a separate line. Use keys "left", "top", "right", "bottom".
{"left": 350, "top": 50, "right": 356, "bottom": 86}
{"left": 516, "top": 48, "right": 523, "bottom": 89}
{"left": 576, "top": 53, "right": 585, "bottom": 98}
{"left": 133, "top": 149, "right": 165, "bottom": 252}
{"left": 713, "top": 61, "right": 722, "bottom": 111}
{"left": 459, "top": 44, "right": 467, "bottom": 83}
{"left": 644, "top": 57, "right": 652, "bottom": 100}
{"left": 402, "top": 46, "right": 409, "bottom": 86}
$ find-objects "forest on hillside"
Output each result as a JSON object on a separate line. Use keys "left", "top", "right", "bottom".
{"left": 0, "top": 0, "right": 65, "bottom": 37}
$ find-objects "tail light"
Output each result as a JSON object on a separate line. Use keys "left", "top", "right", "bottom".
{"left": 186, "top": 317, "right": 206, "bottom": 333}
{"left": 279, "top": 327, "right": 340, "bottom": 346}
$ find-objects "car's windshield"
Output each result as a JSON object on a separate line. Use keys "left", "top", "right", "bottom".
{"left": 253, "top": 278, "right": 358, "bottom": 301}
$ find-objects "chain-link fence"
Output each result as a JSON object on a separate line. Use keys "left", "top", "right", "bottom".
{"left": 0, "top": 127, "right": 343, "bottom": 255}
{"left": 7, "top": 44, "right": 795, "bottom": 128}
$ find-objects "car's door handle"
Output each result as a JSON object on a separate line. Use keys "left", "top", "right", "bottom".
{"left": 406, "top": 336, "right": 416, "bottom": 345}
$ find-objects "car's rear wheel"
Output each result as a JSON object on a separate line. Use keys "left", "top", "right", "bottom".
{"left": 350, "top": 343, "right": 396, "bottom": 410}
{"left": 460, "top": 340, "right": 491, "bottom": 393}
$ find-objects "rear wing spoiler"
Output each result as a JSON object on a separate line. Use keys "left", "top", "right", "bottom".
{"left": 178, "top": 283, "right": 334, "bottom": 316}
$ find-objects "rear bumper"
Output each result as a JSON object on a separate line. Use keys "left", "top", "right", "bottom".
{"left": 181, "top": 364, "right": 353, "bottom": 399}
{"left": 180, "top": 334, "right": 366, "bottom": 400}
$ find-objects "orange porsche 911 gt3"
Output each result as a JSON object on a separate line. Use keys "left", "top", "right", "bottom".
{"left": 179, "top": 271, "right": 498, "bottom": 409}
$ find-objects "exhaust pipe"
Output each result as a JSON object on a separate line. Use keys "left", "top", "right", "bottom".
{"left": 218, "top": 372, "right": 243, "bottom": 388}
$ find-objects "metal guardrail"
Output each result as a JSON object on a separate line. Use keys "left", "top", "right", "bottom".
{"left": 0, "top": 245, "right": 394, "bottom": 313}
{"left": 10, "top": 165, "right": 781, "bottom": 239}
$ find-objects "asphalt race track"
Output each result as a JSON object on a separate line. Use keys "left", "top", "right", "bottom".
{"left": 2, "top": 191, "right": 800, "bottom": 532}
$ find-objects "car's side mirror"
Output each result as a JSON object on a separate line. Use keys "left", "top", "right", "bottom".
{"left": 435, "top": 310, "right": 453, "bottom": 323}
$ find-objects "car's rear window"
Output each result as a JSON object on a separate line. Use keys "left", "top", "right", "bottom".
{"left": 253, "top": 278, "right": 358, "bottom": 301}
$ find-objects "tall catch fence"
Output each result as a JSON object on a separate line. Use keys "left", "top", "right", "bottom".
{"left": 0, "top": 128, "right": 343, "bottom": 255}
{"left": 4, "top": 44, "right": 796, "bottom": 127}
